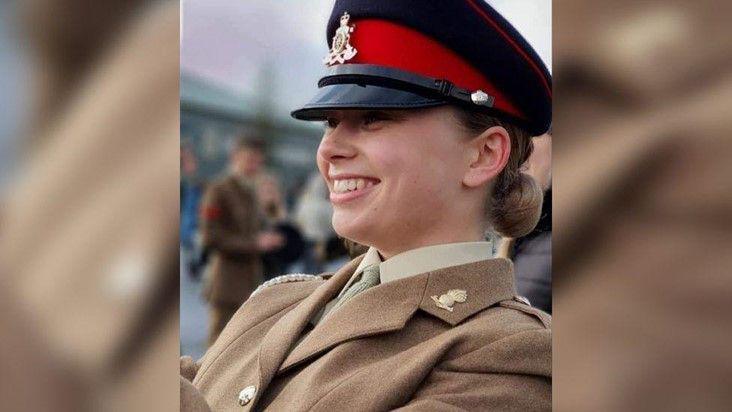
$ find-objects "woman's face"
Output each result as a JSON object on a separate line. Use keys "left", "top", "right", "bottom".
{"left": 316, "top": 107, "right": 473, "bottom": 256}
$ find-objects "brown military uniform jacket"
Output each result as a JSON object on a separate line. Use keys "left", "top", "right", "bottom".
{"left": 553, "top": 2, "right": 732, "bottom": 409}
{"left": 201, "top": 175, "right": 264, "bottom": 306}
{"left": 181, "top": 255, "right": 551, "bottom": 411}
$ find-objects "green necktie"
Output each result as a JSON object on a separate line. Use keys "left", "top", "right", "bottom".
{"left": 329, "top": 264, "right": 381, "bottom": 314}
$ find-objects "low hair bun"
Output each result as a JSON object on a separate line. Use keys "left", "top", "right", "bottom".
{"left": 455, "top": 107, "right": 544, "bottom": 240}
{"left": 490, "top": 172, "right": 543, "bottom": 239}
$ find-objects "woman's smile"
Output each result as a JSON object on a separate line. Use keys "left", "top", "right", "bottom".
{"left": 328, "top": 174, "right": 382, "bottom": 204}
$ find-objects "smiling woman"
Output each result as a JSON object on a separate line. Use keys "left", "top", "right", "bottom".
{"left": 181, "top": 1, "right": 551, "bottom": 411}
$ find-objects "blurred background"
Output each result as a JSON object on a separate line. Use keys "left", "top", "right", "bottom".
{"left": 0, "top": 2, "right": 29, "bottom": 193}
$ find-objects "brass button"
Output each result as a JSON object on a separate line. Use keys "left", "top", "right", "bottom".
{"left": 238, "top": 385, "right": 257, "bottom": 406}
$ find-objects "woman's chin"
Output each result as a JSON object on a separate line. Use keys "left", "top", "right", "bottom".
{"left": 332, "top": 212, "right": 373, "bottom": 245}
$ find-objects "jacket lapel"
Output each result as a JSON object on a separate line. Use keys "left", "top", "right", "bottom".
{"left": 252, "top": 256, "right": 364, "bottom": 406}
{"left": 278, "top": 271, "right": 429, "bottom": 373}
{"left": 418, "top": 258, "right": 516, "bottom": 325}
{"left": 278, "top": 257, "right": 517, "bottom": 373}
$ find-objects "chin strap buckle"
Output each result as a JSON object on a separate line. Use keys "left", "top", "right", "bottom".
{"left": 435, "top": 79, "right": 454, "bottom": 96}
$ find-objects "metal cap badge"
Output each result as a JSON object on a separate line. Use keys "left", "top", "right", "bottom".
{"left": 323, "top": 12, "right": 358, "bottom": 66}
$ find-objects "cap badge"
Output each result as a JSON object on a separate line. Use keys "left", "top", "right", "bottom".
{"left": 323, "top": 12, "right": 358, "bottom": 66}
{"left": 431, "top": 289, "right": 468, "bottom": 312}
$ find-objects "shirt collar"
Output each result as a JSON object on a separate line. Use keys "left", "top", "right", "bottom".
{"left": 380, "top": 241, "right": 494, "bottom": 283}
{"left": 337, "top": 247, "right": 383, "bottom": 298}
{"left": 351, "top": 247, "right": 383, "bottom": 277}
{"left": 347, "top": 241, "right": 494, "bottom": 287}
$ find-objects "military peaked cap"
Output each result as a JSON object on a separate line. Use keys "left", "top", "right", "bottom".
{"left": 291, "top": 0, "right": 552, "bottom": 136}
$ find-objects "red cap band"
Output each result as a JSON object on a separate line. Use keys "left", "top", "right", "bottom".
{"left": 346, "top": 19, "right": 523, "bottom": 118}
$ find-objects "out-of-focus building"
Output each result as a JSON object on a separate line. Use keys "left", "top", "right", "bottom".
{"left": 180, "top": 71, "right": 322, "bottom": 201}
{"left": 0, "top": 1, "right": 29, "bottom": 195}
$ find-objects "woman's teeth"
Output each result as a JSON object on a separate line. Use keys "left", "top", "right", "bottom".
{"left": 333, "top": 178, "right": 375, "bottom": 194}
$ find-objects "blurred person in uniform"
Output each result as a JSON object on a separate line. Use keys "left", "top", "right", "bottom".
{"left": 553, "top": 0, "right": 732, "bottom": 410}
{"left": 181, "top": 1, "right": 552, "bottom": 410}
{"left": 0, "top": 1, "right": 179, "bottom": 410}
{"left": 499, "top": 133, "right": 552, "bottom": 313}
{"left": 200, "top": 137, "right": 284, "bottom": 346}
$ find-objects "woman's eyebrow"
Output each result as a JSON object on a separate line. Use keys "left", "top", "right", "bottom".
{"left": 365, "top": 110, "right": 405, "bottom": 120}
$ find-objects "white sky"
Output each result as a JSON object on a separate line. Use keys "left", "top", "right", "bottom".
{"left": 181, "top": 0, "right": 551, "bottom": 108}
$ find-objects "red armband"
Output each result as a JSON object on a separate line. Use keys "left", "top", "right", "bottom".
{"left": 202, "top": 206, "right": 222, "bottom": 220}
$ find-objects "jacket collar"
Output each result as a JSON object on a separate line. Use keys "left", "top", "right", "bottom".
{"left": 417, "top": 257, "right": 515, "bottom": 326}
{"left": 275, "top": 257, "right": 516, "bottom": 374}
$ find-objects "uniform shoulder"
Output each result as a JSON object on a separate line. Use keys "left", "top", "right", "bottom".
{"left": 249, "top": 273, "right": 325, "bottom": 298}
{"left": 498, "top": 296, "right": 551, "bottom": 329}
{"left": 447, "top": 298, "right": 551, "bottom": 378}
{"left": 459, "top": 296, "right": 551, "bottom": 335}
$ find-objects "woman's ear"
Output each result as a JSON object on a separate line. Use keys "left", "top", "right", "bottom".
{"left": 462, "top": 126, "right": 511, "bottom": 188}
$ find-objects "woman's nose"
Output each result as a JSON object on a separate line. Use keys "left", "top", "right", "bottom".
{"left": 317, "top": 126, "right": 357, "bottom": 162}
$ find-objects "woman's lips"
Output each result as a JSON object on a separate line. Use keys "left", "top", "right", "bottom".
{"left": 329, "top": 177, "right": 381, "bottom": 204}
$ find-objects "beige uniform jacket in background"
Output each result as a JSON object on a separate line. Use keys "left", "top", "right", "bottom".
{"left": 181, "top": 255, "right": 551, "bottom": 411}
{"left": 0, "top": 2, "right": 179, "bottom": 410}
{"left": 201, "top": 175, "right": 264, "bottom": 306}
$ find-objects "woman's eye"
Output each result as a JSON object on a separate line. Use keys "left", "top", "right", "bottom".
{"left": 324, "top": 117, "right": 339, "bottom": 129}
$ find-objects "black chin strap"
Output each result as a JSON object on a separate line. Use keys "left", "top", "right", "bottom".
{"left": 319, "top": 64, "right": 496, "bottom": 108}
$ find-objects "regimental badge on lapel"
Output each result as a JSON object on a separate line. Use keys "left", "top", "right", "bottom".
{"left": 431, "top": 289, "right": 468, "bottom": 312}
{"left": 323, "top": 12, "right": 358, "bottom": 66}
